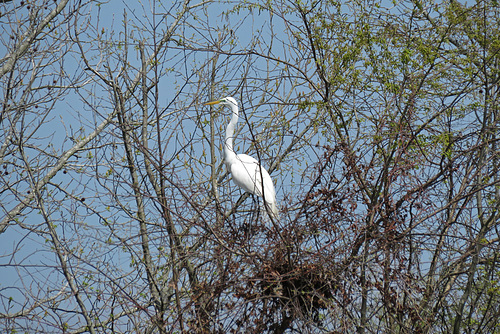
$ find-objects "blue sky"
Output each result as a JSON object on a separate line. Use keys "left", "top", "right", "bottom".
{"left": 0, "top": 0, "right": 492, "bottom": 331}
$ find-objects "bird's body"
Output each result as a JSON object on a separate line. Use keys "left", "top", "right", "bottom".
{"left": 205, "top": 96, "right": 278, "bottom": 219}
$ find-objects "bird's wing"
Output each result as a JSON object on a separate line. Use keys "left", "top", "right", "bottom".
{"left": 234, "top": 154, "right": 276, "bottom": 200}
{"left": 231, "top": 154, "right": 261, "bottom": 194}
{"left": 232, "top": 154, "right": 279, "bottom": 219}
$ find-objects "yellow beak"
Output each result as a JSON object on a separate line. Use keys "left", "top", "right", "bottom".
{"left": 204, "top": 100, "right": 221, "bottom": 105}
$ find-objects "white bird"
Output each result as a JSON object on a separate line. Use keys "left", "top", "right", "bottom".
{"left": 205, "top": 96, "right": 278, "bottom": 219}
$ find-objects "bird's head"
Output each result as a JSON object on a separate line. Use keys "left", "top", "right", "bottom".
{"left": 204, "top": 96, "right": 238, "bottom": 107}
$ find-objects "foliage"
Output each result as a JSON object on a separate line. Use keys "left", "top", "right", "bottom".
{"left": 1, "top": 0, "right": 500, "bottom": 333}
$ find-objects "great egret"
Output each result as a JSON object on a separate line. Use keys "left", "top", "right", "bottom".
{"left": 205, "top": 96, "right": 278, "bottom": 219}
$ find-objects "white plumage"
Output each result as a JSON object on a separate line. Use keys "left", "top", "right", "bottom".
{"left": 205, "top": 96, "right": 278, "bottom": 219}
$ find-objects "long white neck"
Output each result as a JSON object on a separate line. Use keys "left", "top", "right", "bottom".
{"left": 224, "top": 103, "right": 239, "bottom": 165}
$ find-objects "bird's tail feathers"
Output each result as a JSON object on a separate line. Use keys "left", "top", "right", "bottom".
{"left": 264, "top": 200, "right": 279, "bottom": 220}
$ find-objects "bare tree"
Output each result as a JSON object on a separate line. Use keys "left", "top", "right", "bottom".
{"left": 2, "top": 0, "right": 500, "bottom": 333}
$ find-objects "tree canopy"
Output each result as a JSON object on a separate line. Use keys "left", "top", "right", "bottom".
{"left": 1, "top": 0, "right": 500, "bottom": 333}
